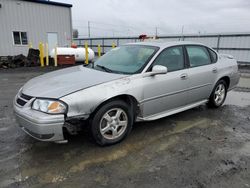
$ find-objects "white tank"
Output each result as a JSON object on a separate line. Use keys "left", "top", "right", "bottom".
{"left": 50, "top": 47, "right": 95, "bottom": 62}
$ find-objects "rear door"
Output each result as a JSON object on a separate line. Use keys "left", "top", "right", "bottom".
{"left": 141, "top": 46, "right": 189, "bottom": 118}
{"left": 184, "top": 45, "right": 218, "bottom": 104}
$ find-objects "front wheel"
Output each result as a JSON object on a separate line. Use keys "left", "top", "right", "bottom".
{"left": 90, "top": 100, "right": 133, "bottom": 146}
{"left": 208, "top": 80, "right": 227, "bottom": 108}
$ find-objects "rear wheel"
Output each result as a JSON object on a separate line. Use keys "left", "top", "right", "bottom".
{"left": 91, "top": 100, "right": 133, "bottom": 146}
{"left": 208, "top": 80, "right": 227, "bottom": 108}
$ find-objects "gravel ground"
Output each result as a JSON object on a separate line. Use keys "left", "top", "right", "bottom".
{"left": 0, "top": 67, "right": 250, "bottom": 188}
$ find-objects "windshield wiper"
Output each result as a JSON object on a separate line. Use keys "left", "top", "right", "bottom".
{"left": 96, "top": 65, "right": 114, "bottom": 73}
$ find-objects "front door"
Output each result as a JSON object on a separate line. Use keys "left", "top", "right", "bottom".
{"left": 47, "top": 33, "right": 58, "bottom": 56}
{"left": 142, "top": 46, "right": 189, "bottom": 118}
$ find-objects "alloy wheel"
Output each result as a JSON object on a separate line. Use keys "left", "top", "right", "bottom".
{"left": 99, "top": 108, "right": 128, "bottom": 140}
{"left": 214, "top": 84, "right": 226, "bottom": 105}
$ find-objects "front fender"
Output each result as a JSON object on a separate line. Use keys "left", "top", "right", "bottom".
{"left": 60, "top": 77, "right": 143, "bottom": 118}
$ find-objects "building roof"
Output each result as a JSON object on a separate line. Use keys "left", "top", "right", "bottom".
{"left": 21, "top": 0, "right": 72, "bottom": 8}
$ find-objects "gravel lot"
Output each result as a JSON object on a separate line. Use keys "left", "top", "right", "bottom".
{"left": 0, "top": 67, "right": 250, "bottom": 188}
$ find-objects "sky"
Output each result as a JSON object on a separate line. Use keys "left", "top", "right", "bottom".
{"left": 57, "top": 0, "right": 250, "bottom": 37}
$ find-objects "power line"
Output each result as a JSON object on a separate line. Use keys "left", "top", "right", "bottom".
{"left": 73, "top": 19, "right": 157, "bottom": 31}
{"left": 74, "top": 25, "right": 132, "bottom": 34}
{"left": 73, "top": 18, "right": 250, "bottom": 37}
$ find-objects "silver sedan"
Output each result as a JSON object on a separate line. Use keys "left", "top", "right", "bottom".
{"left": 14, "top": 41, "right": 240, "bottom": 145}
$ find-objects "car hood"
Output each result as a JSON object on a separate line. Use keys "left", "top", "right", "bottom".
{"left": 22, "top": 66, "right": 126, "bottom": 98}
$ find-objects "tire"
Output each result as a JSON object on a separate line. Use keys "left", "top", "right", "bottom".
{"left": 208, "top": 80, "right": 228, "bottom": 108}
{"left": 90, "top": 100, "right": 133, "bottom": 146}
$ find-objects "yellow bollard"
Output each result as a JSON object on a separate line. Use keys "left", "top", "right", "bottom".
{"left": 85, "top": 42, "right": 89, "bottom": 65}
{"left": 54, "top": 45, "right": 58, "bottom": 67}
{"left": 45, "top": 43, "right": 49, "bottom": 66}
{"left": 39, "top": 42, "right": 44, "bottom": 67}
{"left": 112, "top": 42, "right": 116, "bottom": 48}
{"left": 28, "top": 42, "right": 33, "bottom": 49}
{"left": 98, "top": 44, "right": 101, "bottom": 57}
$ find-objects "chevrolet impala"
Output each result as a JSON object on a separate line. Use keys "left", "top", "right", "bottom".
{"left": 14, "top": 41, "right": 240, "bottom": 145}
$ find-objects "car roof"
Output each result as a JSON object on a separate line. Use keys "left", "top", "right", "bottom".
{"left": 126, "top": 40, "right": 205, "bottom": 48}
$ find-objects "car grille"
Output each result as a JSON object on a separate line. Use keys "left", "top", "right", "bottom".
{"left": 20, "top": 93, "right": 32, "bottom": 101}
{"left": 16, "top": 93, "right": 33, "bottom": 107}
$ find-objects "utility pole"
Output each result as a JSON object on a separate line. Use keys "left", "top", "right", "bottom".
{"left": 181, "top": 25, "right": 184, "bottom": 41}
{"left": 155, "top": 27, "right": 158, "bottom": 37}
{"left": 181, "top": 25, "right": 184, "bottom": 35}
{"left": 88, "top": 21, "right": 91, "bottom": 38}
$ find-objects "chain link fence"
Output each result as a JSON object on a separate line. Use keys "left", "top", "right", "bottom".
{"left": 74, "top": 33, "right": 250, "bottom": 64}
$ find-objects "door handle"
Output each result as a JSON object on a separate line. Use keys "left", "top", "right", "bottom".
{"left": 180, "top": 73, "right": 188, "bottom": 80}
{"left": 212, "top": 67, "right": 218, "bottom": 73}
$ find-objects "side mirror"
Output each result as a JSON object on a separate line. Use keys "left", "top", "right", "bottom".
{"left": 151, "top": 65, "right": 168, "bottom": 75}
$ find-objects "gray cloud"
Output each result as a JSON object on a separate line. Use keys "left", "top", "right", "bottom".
{"left": 60, "top": 0, "right": 250, "bottom": 37}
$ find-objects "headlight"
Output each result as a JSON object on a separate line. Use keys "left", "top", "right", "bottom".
{"left": 32, "top": 99, "right": 67, "bottom": 114}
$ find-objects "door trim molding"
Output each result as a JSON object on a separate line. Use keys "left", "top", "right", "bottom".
{"left": 137, "top": 99, "right": 208, "bottom": 121}
{"left": 139, "top": 83, "right": 212, "bottom": 104}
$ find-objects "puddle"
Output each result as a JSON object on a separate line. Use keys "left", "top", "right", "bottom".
{"left": 239, "top": 142, "right": 250, "bottom": 156}
{"left": 224, "top": 91, "right": 250, "bottom": 107}
{"left": 0, "top": 127, "right": 9, "bottom": 132}
{"left": 172, "top": 118, "right": 210, "bottom": 133}
{"left": 18, "top": 117, "right": 212, "bottom": 185}
{"left": 69, "top": 117, "right": 210, "bottom": 174}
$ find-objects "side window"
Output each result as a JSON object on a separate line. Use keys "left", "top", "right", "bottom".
{"left": 13, "top": 31, "right": 28, "bottom": 45}
{"left": 21, "top": 32, "right": 28, "bottom": 45}
{"left": 153, "top": 46, "right": 184, "bottom": 72}
{"left": 186, "top": 46, "right": 211, "bottom": 67}
{"left": 13, "top": 32, "right": 21, "bottom": 45}
{"left": 208, "top": 48, "right": 218, "bottom": 63}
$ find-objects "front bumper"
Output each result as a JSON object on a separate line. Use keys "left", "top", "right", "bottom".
{"left": 13, "top": 96, "right": 66, "bottom": 142}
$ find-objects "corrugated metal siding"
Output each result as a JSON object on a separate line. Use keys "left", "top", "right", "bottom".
{"left": 184, "top": 37, "right": 218, "bottom": 48}
{"left": 219, "top": 36, "right": 250, "bottom": 48}
{"left": 0, "top": 0, "right": 72, "bottom": 56}
{"left": 219, "top": 50, "right": 250, "bottom": 62}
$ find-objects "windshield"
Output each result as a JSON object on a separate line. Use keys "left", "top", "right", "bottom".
{"left": 94, "top": 45, "right": 159, "bottom": 74}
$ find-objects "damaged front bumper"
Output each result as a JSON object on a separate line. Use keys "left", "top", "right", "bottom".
{"left": 13, "top": 96, "right": 66, "bottom": 142}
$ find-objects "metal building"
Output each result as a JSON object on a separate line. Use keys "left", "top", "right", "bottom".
{"left": 0, "top": 0, "right": 72, "bottom": 56}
